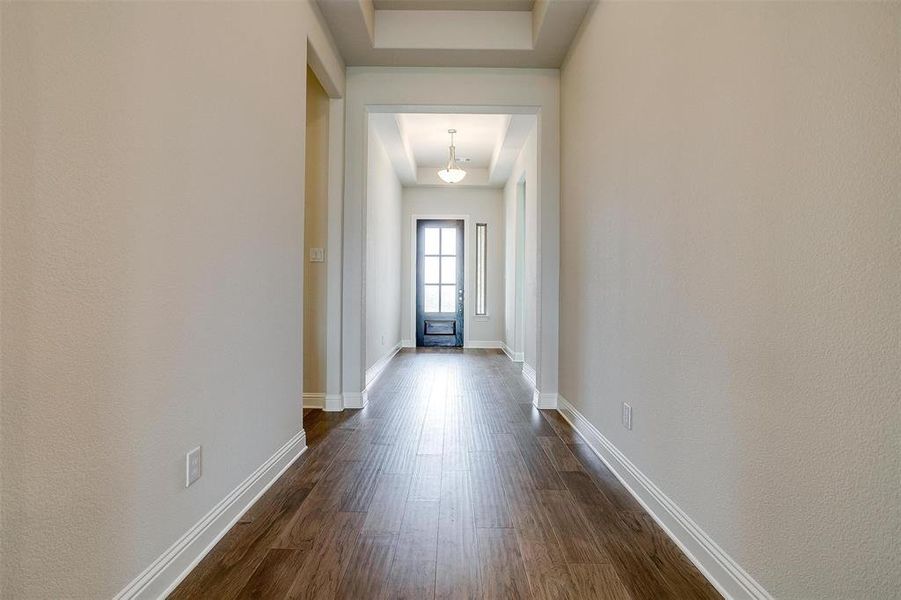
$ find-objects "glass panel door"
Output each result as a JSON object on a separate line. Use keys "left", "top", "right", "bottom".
{"left": 416, "top": 219, "right": 464, "bottom": 347}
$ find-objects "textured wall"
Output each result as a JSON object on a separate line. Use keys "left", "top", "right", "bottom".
{"left": 1, "top": 3, "right": 343, "bottom": 597}
{"left": 401, "top": 186, "right": 506, "bottom": 344}
{"left": 365, "top": 128, "right": 403, "bottom": 370}
{"left": 560, "top": 3, "right": 901, "bottom": 598}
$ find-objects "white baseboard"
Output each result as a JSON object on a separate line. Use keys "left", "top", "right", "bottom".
{"left": 501, "top": 343, "right": 524, "bottom": 363}
{"left": 556, "top": 396, "right": 772, "bottom": 600}
{"left": 365, "top": 342, "right": 402, "bottom": 388}
{"left": 113, "top": 430, "right": 308, "bottom": 600}
{"left": 303, "top": 393, "right": 343, "bottom": 412}
{"left": 401, "top": 339, "right": 415, "bottom": 348}
{"left": 302, "top": 393, "right": 324, "bottom": 409}
{"left": 324, "top": 394, "right": 343, "bottom": 412}
{"left": 532, "top": 390, "right": 558, "bottom": 409}
{"left": 343, "top": 391, "right": 366, "bottom": 409}
{"left": 340, "top": 343, "right": 399, "bottom": 414}
{"left": 464, "top": 340, "right": 503, "bottom": 349}
{"left": 522, "top": 362, "right": 537, "bottom": 388}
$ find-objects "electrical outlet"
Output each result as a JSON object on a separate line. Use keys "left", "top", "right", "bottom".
{"left": 381, "top": 334, "right": 385, "bottom": 345}
{"left": 622, "top": 403, "right": 632, "bottom": 430}
{"left": 309, "top": 247, "right": 325, "bottom": 262}
{"left": 186, "top": 446, "right": 202, "bottom": 488}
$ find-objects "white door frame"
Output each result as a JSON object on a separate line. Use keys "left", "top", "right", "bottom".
{"left": 343, "top": 71, "right": 560, "bottom": 406}
{"left": 306, "top": 44, "right": 346, "bottom": 412}
{"left": 513, "top": 174, "right": 526, "bottom": 360}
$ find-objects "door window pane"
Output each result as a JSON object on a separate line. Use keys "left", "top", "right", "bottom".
{"left": 424, "top": 285, "right": 440, "bottom": 313}
{"left": 440, "top": 257, "right": 456, "bottom": 284}
{"left": 440, "top": 285, "right": 456, "bottom": 313}
{"left": 424, "top": 256, "right": 440, "bottom": 284}
{"left": 441, "top": 228, "right": 456, "bottom": 255}
{"left": 424, "top": 227, "right": 440, "bottom": 255}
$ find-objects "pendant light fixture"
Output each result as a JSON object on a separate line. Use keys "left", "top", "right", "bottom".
{"left": 437, "top": 129, "right": 466, "bottom": 184}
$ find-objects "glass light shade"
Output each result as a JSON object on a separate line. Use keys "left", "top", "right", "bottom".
{"left": 438, "top": 167, "right": 466, "bottom": 183}
{"left": 437, "top": 129, "right": 466, "bottom": 183}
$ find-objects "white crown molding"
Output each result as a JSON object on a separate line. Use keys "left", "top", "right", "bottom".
{"left": 113, "top": 430, "right": 307, "bottom": 600}
{"left": 318, "top": 1, "right": 592, "bottom": 67}
{"left": 556, "top": 395, "right": 773, "bottom": 600}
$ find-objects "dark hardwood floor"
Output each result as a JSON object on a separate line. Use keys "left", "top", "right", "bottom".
{"left": 170, "top": 349, "right": 721, "bottom": 600}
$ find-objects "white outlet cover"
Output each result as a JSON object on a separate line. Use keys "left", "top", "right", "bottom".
{"left": 186, "top": 446, "right": 202, "bottom": 488}
{"left": 622, "top": 403, "right": 633, "bottom": 430}
{"left": 309, "top": 247, "right": 325, "bottom": 262}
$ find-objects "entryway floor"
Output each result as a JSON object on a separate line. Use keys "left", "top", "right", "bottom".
{"left": 170, "top": 349, "right": 721, "bottom": 599}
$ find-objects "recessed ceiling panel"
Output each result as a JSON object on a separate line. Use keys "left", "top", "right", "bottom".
{"left": 316, "top": 0, "right": 592, "bottom": 68}
{"left": 397, "top": 113, "right": 509, "bottom": 168}
{"left": 374, "top": 0, "right": 533, "bottom": 10}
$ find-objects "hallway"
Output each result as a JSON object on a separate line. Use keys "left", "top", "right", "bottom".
{"left": 171, "top": 350, "right": 720, "bottom": 599}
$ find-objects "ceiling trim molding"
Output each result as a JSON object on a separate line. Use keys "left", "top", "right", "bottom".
{"left": 488, "top": 114, "right": 536, "bottom": 185}
{"left": 369, "top": 113, "right": 418, "bottom": 184}
{"left": 316, "top": 0, "right": 592, "bottom": 68}
{"left": 532, "top": 0, "right": 550, "bottom": 44}
{"left": 488, "top": 115, "right": 513, "bottom": 181}
{"left": 358, "top": 0, "right": 376, "bottom": 43}
{"left": 374, "top": 0, "right": 534, "bottom": 10}
{"left": 374, "top": 10, "right": 532, "bottom": 51}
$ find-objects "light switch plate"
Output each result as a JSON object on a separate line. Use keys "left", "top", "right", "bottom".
{"left": 186, "top": 446, "right": 202, "bottom": 488}
{"left": 309, "top": 248, "right": 325, "bottom": 262}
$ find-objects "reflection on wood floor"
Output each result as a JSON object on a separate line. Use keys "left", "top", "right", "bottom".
{"left": 170, "top": 348, "right": 721, "bottom": 599}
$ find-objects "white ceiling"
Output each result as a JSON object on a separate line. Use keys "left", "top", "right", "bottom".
{"left": 369, "top": 112, "right": 535, "bottom": 187}
{"left": 315, "top": 0, "right": 592, "bottom": 68}
{"left": 374, "top": 0, "right": 533, "bottom": 10}
{"left": 398, "top": 113, "right": 508, "bottom": 167}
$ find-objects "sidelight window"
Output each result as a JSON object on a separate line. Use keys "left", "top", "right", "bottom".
{"left": 475, "top": 223, "right": 487, "bottom": 316}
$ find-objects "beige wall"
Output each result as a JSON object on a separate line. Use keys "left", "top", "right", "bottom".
{"left": 401, "top": 186, "right": 506, "bottom": 345}
{"left": 304, "top": 68, "right": 329, "bottom": 395}
{"left": 560, "top": 3, "right": 901, "bottom": 598}
{"left": 365, "top": 127, "right": 403, "bottom": 371}
{"left": 0, "top": 3, "right": 343, "bottom": 597}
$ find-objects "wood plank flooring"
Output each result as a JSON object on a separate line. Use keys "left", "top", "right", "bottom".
{"left": 170, "top": 349, "right": 721, "bottom": 600}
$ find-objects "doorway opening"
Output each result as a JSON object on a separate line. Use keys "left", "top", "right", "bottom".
{"left": 302, "top": 66, "right": 329, "bottom": 409}
{"left": 416, "top": 219, "right": 465, "bottom": 347}
{"left": 361, "top": 108, "right": 538, "bottom": 390}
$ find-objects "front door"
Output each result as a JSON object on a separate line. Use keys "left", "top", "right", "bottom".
{"left": 416, "top": 219, "right": 464, "bottom": 347}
